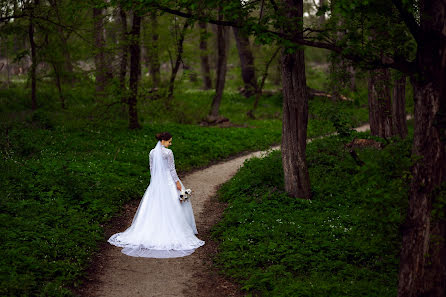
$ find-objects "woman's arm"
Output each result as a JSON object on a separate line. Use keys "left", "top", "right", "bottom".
{"left": 166, "top": 150, "right": 181, "bottom": 190}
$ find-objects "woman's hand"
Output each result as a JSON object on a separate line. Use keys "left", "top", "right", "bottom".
{"left": 176, "top": 181, "right": 181, "bottom": 191}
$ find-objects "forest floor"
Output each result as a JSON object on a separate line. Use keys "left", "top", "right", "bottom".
{"left": 75, "top": 121, "right": 377, "bottom": 297}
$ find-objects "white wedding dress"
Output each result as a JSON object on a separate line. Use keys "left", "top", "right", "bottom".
{"left": 108, "top": 141, "right": 205, "bottom": 258}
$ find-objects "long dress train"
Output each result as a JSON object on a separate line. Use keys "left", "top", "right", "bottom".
{"left": 108, "top": 141, "right": 204, "bottom": 258}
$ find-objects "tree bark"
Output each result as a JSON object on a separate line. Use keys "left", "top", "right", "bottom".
{"left": 93, "top": 7, "right": 111, "bottom": 96}
{"left": 398, "top": 1, "right": 446, "bottom": 296}
{"left": 51, "top": 62, "right": 64, "bottom": 109}
{"left": 28, "top": 0, "right": 38, "bottom": 110}
{"left": 233, "top": 26, "right": 258, "bottom": 97}
{"left": 119, "top": 5, "right": 128, "bottom": 91}
{"left": 149, "top": 12, "right": 161, "bottom": 88}
{"left": 368, "top": 68, "right": 393, "bottom": 138}
{"left": 128, "top": 11, "right": 141, "bottom": 130}
{"left": 208, "top": 9, "right": 229, "bottom": 118}
{"left": 199, "top": 21, "right": 212, "bottom": 90}
{"left": 280, "top": 0, "right": 311, "bottom": 199}
{"left": 248, "top": 47, "right": 280, "bottom": 118}
{"left": 49, "top": 0, "right": 75, "bottom": 86}
{"left": 392, "top": 74, "right": 407, "bottom": 138}
{"left": 167, "top": 20, "right": 189, "bottom": 99}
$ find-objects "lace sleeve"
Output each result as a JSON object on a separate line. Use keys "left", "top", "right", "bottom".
{"left": 166, "top": 150, "right": 180, "bottom": 182}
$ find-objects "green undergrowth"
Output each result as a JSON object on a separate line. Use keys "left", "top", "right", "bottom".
{"left": 0, "top": 81, "right": 369, "bottom": 296}
{"left": 212, "top": 126, "right": 414, "bottom": 296}
{"left": 0, "top": 121, "right": 281, "bottom": 297}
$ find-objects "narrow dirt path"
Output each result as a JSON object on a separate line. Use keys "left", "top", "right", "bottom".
{"left": 76, "top": 120, "right": 401, "bottom": 297}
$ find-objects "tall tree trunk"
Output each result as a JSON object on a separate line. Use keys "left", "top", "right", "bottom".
{"left": 368, "top": 68, "right": 393, "bottom": 138}
{"left": 208, "top": 9, "right": 229, "bottom": 118}
{"left": 318, "top": 0, "right": 326, "bottom": 25}
{"left": 93, "top": 7, "right": 110, "bottom": 96}
{"left": 392, "top": 74, "right": 407, "bottom": 138}
{"left": 128, "top": 11, "right": 141, "bottom": 130}
{"left": 167, "top": 20, "right": 189, "bottom": 99}
{"left": 149, "top": 12, "right": 161, "bottom": 88}
{"left": 348, "top": 64, "right": 356, "bottom": 91}
{"left": 28, "top": 0, "right": 38, "bottom": 110}
{"left": 280, "top": 0, "right": 311, "bottom": 199}
{"left": 51, "top": 62, "right": 64, "bottom": 109}
{"left": 398, "top": 1, "right": 446, "bottom": 296}
{"left": 119, "top": 5, "right": 128, "bottom": 91}
{"left": 199, "top": 21, "right": 212, "bottom": 90}
{"left": 248, "top": 47, "right": 280, "bottom": 118}
{"left": 233, "top": 26, "right": 258, "bottom": 97}
{"left": 49, "top": 0, "right": 75, "bottom": 86}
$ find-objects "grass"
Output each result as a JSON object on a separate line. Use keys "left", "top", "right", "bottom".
{"left": 212, "top": 122, "right": 415, "bottom": 296}
{"left": 0, "top": 70, "right": 371, "bottom": 296}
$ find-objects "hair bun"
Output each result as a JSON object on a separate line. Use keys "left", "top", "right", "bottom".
{"left": 155, "top": 132, "right": 172, "bottom": 141}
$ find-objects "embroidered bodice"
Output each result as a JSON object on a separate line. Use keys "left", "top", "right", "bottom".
{"left": 149, "top": 145, "right": 180, "bottom": 182}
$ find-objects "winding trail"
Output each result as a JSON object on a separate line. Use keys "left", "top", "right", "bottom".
{"left": 77, "top": 120, "right": 400, "bottom": 297}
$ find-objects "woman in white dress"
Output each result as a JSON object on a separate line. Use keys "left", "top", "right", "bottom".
{"left": 108, "top": 132, "right": 205, "bottom": 258}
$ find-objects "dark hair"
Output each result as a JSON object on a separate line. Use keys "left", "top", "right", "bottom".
{"left": 155, "top": 132, "right": 172, "bottom": 141}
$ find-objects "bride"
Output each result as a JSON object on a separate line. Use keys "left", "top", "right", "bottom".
{"left": 108, "top": 132, "right": 205, "bottom": 258}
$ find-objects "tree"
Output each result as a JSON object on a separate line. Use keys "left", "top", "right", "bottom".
{"left": 233, "top": 26, "right": 257, "bottom": 97}
{"left": 198, "top": 21, "right": 212, "bottom": 90}
{"left": 392, "top": 73, "right": 407, "bottom": 138}
{"left": 93, "top": 6, "right": 112, "bottom": 96}
{"left": 148, "top": 11, "right": 161, "bottom": 88}
{"left": 279, "top": 0, "right": 311, "bottom": 199}
{"left": 368, "top": 68, "right": 393, "bottom": 138}
{"left": 118, "top": 4, "right": 128, "bottom": 91}
{"left": 167, "top": 18, "right": 190, "bottom": 99}
{"left": 208, "top": 7, "right": 229, "bottom": 120}
{"left": 127, "top": 9, "right": 142, "bottom": 129}
{"left": 247, "top": 46, "right": 280, "bottom": 118}
{"left": 28, "top": 0, "right": 39, "bottom": 110}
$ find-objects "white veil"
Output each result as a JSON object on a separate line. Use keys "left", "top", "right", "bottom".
{"left": 108, "top": 140, "right": 204, "bottom": 258}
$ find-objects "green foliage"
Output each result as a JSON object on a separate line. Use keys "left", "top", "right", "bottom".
{"left": 212, "top": 131, "right": 414, "bottom": 296}
{"left": 0, "top": 78, "right": 371, "bottom": 296}
{"left": 0, "top": 119, "right": 283, "bottom": 296}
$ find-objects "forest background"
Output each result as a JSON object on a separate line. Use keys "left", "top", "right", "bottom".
{"left": 0, "top": 0, "right": 444, "bottom": 296}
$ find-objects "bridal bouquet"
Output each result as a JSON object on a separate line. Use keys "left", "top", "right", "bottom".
{"left": 179, "top": 188, "right": 192, "bottom": 201}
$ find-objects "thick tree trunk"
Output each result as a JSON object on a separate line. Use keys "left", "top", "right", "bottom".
{"left": 233, "top": 26, "right": 258, "bottom": 97}
{"left": 398, "top": 1, "right": 446, "bottom": 295}
{"left": 93, "top": 7, "right": 111, "bottom": 96}
{"left": 28, "top": 0, "right": 38, "bottom": 110}
{"left": 119, "top": 5, "right": 128, "bottom": 91}
{"left": 149, "top": 12, "right": 160, "bottom": 88}
{"left": 209, "top": 9, "right": 229, "bottom": 118}
{"left": 392, "top": 74, "right": 407, "bottom": 138}
{"left": 167, "top": 21, "right": 189, "bottom": 99}
{"left": 199, "top": 21, "right": 212, "bottom": 90}
{"left": 280, "top": 0, "right": 311, "bottom": 199}
{"left": 368, "top": 68, "right": 393, "bottom": 138}
{"left": 128, "top": 11, "right": 141, "bottom": 130}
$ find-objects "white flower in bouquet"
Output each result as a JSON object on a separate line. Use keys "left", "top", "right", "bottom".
{"left": 179, "top": 188, "right": 192, "bottom": 201}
